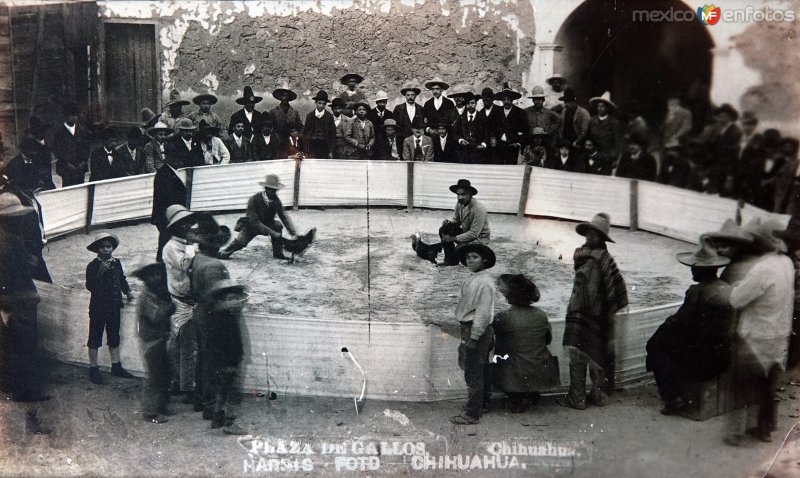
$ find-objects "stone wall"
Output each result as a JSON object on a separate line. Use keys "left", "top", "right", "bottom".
{"left": 100, "top": 0, "right": 536, "bottom": 120}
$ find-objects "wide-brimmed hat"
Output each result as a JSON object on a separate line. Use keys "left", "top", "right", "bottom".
{"left": 447, "top": 91, "right": 469, "bottom": 100}
{"left": 351, "top": 101, "right": 370, "bottom": 112}
{"left": 311, "top": 90, "right": 331, "bottom": 103}
{"left": 704, "top": 218, "right": 754, "bottom": 244}
{"left": 147, "top": 121, "right": 172, "bottom": 136}
{"left": 272, "top": 85, "right": 297, "bottom": 102}
{"left": 0, "top": 192, "right": 34, "bottom": 217}
{"left": 576, "top": 212, "right": 614, "bottom": 243}
{"left": 530, "top": 127, "right": 548, "bottom": 137}
{"left": 207, "top": 278, "right": 247, "bottom": 297}
{"left": 186, "top": 212, "right": 231, "bottom": 249}
{"left": 140, "top": 108, "right": 156, "bottom": 123}
{"left": 527, "top": 85, "right": 546, "bottom": 99}
{"left": 331, "top": 98, "right": 347, "bottom": 109}
{"left": 589, "top": 91, "right": 617, "bottom": 110}
{"left": 131, "top": 262, "right": 166, "bottom": 280}
{"left": 714, "top": 103, "right": 739, "bottom": 121}
{"left": 374, "top": 90, "right": 389, "bottom": 102}
{"left": 164, "top": 90, "right": 190, "bottom": 108}
{"left": 192, "top": 93, "right": 218, "bottom": 106}
{"left": 340, "top": 73, "right": 364, "bottom": 85}
{"left": 676, "top": 236, "right": 731, "bottom": 268}
{"left": 197, "top": 119, "right": 219, "bottom": 135}
{"left": 546, "top": 74, "right": 566, "bottom": 86}
{"left": 383, "top": 118, "right": 397, "bottom": 129}
{"left": 499, "top": 273, "right": 540, "bottom": 304}
{"left": 449, "top": 178, "right": 478, "bottom": 195}
{"left": 86, "top": 231, "right": 120, "bottom": 253}
{"left": 400, "top": 83, "right": 421, "bottom": 96}
{"left": 495, "top": 82, "right": 522, "bottom": 101}
{"left": 743, "top": 217, "right": 787, "bottom": 253}
{"left": 236, "top": 86, "right": 263, "bottom": 105}
{"left": 174, "top": 118, "right": 197, "bottom": 131}
{"left": 165, "top": 204, "right": 196, "bottom": 230}
{"left": 559, "top": 88, "right": 578, "bottom": 102}
{"left": 434, "top": 121, "right": 452, "bottom": 129}
{"left": 425, "top": 77, "right": 450, "bottom": 90}
{"left": 259, "top": 174, "right": 285, "bottom": 190}
{"left": 456, "top": 243, "right": 496, "bottom": 269}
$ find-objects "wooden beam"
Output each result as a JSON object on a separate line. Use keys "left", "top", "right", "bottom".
{"left": 292, "top": 157, "right": 301, "bottom": 210}
{"left": 84, "top": 183, "right": 95, "bottom": 235}
{"left": 629, "top": 179, "right": 639, "bottom": 232}
{"left": 406, "top": 161, "right": 414, "bottom": 211}
{"left": 185, "top": 167, "right": 194, "bottom": 209}
{"left": 517, "top": 165, "right": 532, "bottom": 217}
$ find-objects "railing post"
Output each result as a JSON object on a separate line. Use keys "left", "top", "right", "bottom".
{"left": 185, "top": 167, "right": 195, "bottom": 209}
{"left": 517, "top": 165, "right": 532, "bottom": 217}
{"left": 292, "top": 158, "right": 302, "bottom": 211}
{"left": 85, "top": 183, "right": 95, "bottom": 235}
{"left": 629, "top": 179, "right": 639, "bottom": 232}
{"left": 406, "top": 161, "right": 414, "bottom": 212}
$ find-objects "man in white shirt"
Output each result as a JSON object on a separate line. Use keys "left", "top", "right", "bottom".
{"left": 393, "top": 84, "right": 423, "bottom": 147}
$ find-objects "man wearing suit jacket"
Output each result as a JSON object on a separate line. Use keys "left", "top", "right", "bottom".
{"left": 393, "top": 84, "right": 424, "bottom": 148}
{"left": 373, "top": 119, "right": 403, "bottom": 161}
{"left": 303, "top": 90, "right": 336, "bottom": 159}
{"left": 422, "top": 78, "right": 457, "bottom": 136}
{"left": 227, "top": 86, "right": 263, "bottom": 140}
{"left": 116, "top": 127, "right": 147, "bottom": 176}
{"left": 453, "top": 94, "right": 489, "bottom": 164}
{"left": 433, "top": 122, "right": 460, "bottom": 163}
{"left": 250, "top": 114, "right": 282, "bottom": 162}
{"left": 151, "top": 152, "right": 187, "bottom": 262}
{"left": 166, "top": 118, "right": 204, "bottom": 168}
{"left": 52, "top": 103, "right": 90, "bottom": 187}
{"left": 142, "top": 122, "right": 171, "bottom": 173}
{"left": 17, "top": 117, "right": 56, "bottom": 191}
{"left": 331, "top": 98, "right": 354, "bottom": 158}
{"left": 494, "top": 84, "right": 529, "bottom": 165}
{"left": 368, "top": 90, "right": 394, "bottom": 147}
{"left": 345, "top": 102, "right": 375, "bottom": 160}
{"left": 402, "top": 118, "right": 434, "bottom": 162}
{"left": 225, "top": 119, "right": 252, "bottom": 163}
{"left": 703, "top": 104, "right": 743, "bottom": 196}
{"left": 89, "top": 126, "right": 128, "bottom": 182}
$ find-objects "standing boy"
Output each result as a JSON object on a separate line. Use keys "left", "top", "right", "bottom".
{"left": 346, "top": 102, "right": 375, "bottom": 160}
{"left": 303, "top": 90, "right": 336, "bottom": 159}
{"left": 85, "top": 232, "right": 135, "bottom": 384}
{"left": 187, "top": 93, "right": 223, "bottom": 130}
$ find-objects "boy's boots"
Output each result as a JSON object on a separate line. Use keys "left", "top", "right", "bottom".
{"left": 111, "top": 363, "right": 135, "bottom": 378}
{"left": 211, "top": 411, "right": 225, "bottom": 429}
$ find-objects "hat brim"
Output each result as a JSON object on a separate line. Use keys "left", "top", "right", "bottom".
{"left": 456, "top": 243, "right": 496, "bottom": 269}
{"left": 494, "top": 92, "right": 522, "bottom": 101}
{"left": 272, "top": 89, "right": 298, "bottom": 102}
{"left": 374, "top": 96, "right": 389, "bottom": 103}
{"left": 400, "top": 88, "right": 421, "bottom": 96}
{"left": 175, "top": 124, "right": 197, "bottom": 131}
{"left": 351, "top": 102, "right": 370, "bottom": 111}
{"left": 425, "top": 81, "right": 450, "bottom": 90}
{"left": 589, "top": 98, "right": 617, "bottom": 109}
{"left": 676, "top": 252, "right": 730, "bottom": 268}
{"left": 166, "top": 211, "right": 198, "bottom": 230}
{"left": 131, "top": 263, "right": 165, "bottom": 280}
{"left": 312, "top": 96, "right": 331, "bottom": 103}
{"left": 87, "top": 234, "right": 120, "bottom": 253}
{"left": 164, "top": 100, "right": 190, "bottom": 108}
{"left": 235, "top": 96, "right": 263, "bottom": 105}
{"left": 147, "top": 126, "right": 172, "bottom": 136}
{"left": 704, "top": 231, "right": 754, "bottom": 244}
{"left": 575, "top": 223, "right": 614, "bottom": 243}
{"left": 546, "top": 76, "right": 566, "bottom": 85}
{"left": 449, "top": 184, "right": 478, "bottom": 195}
{"left": 259, "top": 181, "right": 286, "bottom": 189}
{"left": 340, "top": 74, "right": 364, "bottom": 84}
{"left": 527, "top": 94, "right": 546, "bottom": 99}
{"left": 193, "top": 94, "right": 218, "bottom": 105}
{"left": 559, "top": 95, "right": 577, "bottom": 102}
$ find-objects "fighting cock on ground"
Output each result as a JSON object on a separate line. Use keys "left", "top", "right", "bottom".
{"left": 411, "top": 232, "right": 443, "bottom": 264}
{"left": 284, "top": 228, "right": 316, "bottom": 264}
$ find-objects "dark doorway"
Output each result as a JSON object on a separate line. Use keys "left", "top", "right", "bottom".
{"left": 104, "top": 23, "right": 157, "bottom": 123}
{"left": 555, "top": 0, "right": 714, "bottom": 129}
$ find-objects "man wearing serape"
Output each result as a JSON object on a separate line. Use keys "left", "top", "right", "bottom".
{"left": 558, "top": 213, "right": 628, "bottom": 410}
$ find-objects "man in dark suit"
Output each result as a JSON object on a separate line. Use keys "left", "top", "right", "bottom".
{"left": 479, "top": 87, "right": 503, "bottom": 157}
{"left": 373, "top": 119, "right": 403, "bottom": 161}
{"left": 115, "top": 127, "right": 147, "bottom": 176}
{"left": 578, "top": 138, "right": 612, "bottom": 175}
{"left": 544, "top": 139, "right": 585, "bottom": 172}
{"left": 228, "top": 86, "right": 263, "bottom": 140}
{"left": 615, "top": 140, "right": 657, "bottom": 181}
{"left": 52, "top": 103, "right": 90, "bottom": 187}
{"left": 432, "top": 122, "right": 460, "bottom": 163}
{"left": 151, "top": 152, "right": 187, "bottom": 262}
{"left": 303, "top": 90, "right": 336, "bottom": 159}
{"left": 368, "top": 90, "right": 394, "bottom": 147}
{"left": 422, "top": 77, "right": 457, "bottom": 135}
{"left": 250, "top": 114, "right": 282, "bottom": 162}
{"left": 494, "top": 84, "right": 529, "bottom": 165}
{"left": 166, "top": 118, "right": 203, "bottom": 168}
{"left": 392, "top": 84, "right": 424, "bottom": 148}
{"left": 225, "top": 119, "right": 252, "bottom": 163}
{"left": 13, "top": 117, "right": 56, "bottom": 191}
{"left": 734, "top": 112, "right": 764, "bottom": 204}
{"left": 453, "top": 93, "right": 489, "bottom": 164}
{"left": 703, "top": 104, "right": 743, "bottom": 196}
{"left": 89, "top": 127, "right": 127, "bottom": 182}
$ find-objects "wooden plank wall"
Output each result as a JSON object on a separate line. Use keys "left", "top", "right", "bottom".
{"left": 0, "top": 3, "right": 14, "bottom": 163}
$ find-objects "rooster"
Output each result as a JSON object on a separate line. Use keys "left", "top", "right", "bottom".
{"left": 411, "top": 232, "right": 443, "bottom": 264}
{"left": 283, "top": 228, "right": 316, "bottom": 264}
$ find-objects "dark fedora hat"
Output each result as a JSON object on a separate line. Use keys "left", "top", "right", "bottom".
{"left": 235, "top": 86, "right": 263, "bottom": 105}
{"left": 131, "top": 262, "right": 166, "bottom": 280}
{"left": 714, "top": 103, "right": 739, "bottom": 121}
{"left": 559, "top": 88, "right": 578, "bottom": 102}
{"left": 272, "top": 85, "right": 297, "bottom": 102}
{"left": 331, "top": 97, "right": 347, "bottom": 109}
{"left": 456, "top": 243, "right": 496, "bottom": 269}
{"left": 499, "top": 273, "right": 540, "bottom": 304}
{"left": 312, "top": 90, "right": 331, "bottom": 103}
{"left": 340, "top": 73, "right": 364, "bottom": 85}
{"left": 193, "top": 93, "right": 218, "bottom": 106}
{"left": 197, "top": 119, "right": 219, "bottom": 135}
{"left": 449, "top": 178, "right": 478, "bottom": 195}
{"left": 576, "top": 212, "right": 614, "bottom": 243}
{"left": 480, "top": 87, "right": 495, "bottom": 98}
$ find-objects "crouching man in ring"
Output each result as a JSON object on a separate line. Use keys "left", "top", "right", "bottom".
{"left": 438, "top": 179, "right": 491, "bottom": 267}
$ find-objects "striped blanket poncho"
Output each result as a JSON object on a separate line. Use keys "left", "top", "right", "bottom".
{"left": 563, "top": 245, "right": 629, "bottom": 382}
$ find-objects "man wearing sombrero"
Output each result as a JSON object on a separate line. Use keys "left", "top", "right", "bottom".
{"left": 646, "top": 237, "right": 735, "bottom": 415}
{"left": 270, "top": 84, "right": 303, "bottom": 151}
{"left": 558, "top": 213, "right": 628, "bottom": 410}
{"left": 143, "top": 121, "right": 171, "bottom": 172}
{"left": 586, "top": 91, "right": 623, "bottom": 165}
{"left": 228, "top": 86, "right": 263, "bottom": 140}
{"left": 422, "top": 77, "right": 456, "bottom": 136}
{"left": 166, "top": 118, "right": 203, "bottom": 168}
{"left": 219, "top": 174, "right": 298, "bottom": 261}
{"left": 188, "top": 92, "right": 223, "bottom": 131}
{"left": 523, "top": 85, "right": 559, "bottom": 143}
{"left": 392, "top": 83, "right": 424, "bottom": 147}
{"left": 339, "top": 73, "right": 368, "bottom": 110}
{"left": 157, "top": 90, "right": 190, "bottom": 131}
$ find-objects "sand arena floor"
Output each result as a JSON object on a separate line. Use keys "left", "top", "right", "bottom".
{"left": 43, "top": 208, "right": 694, "bottom": 325}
